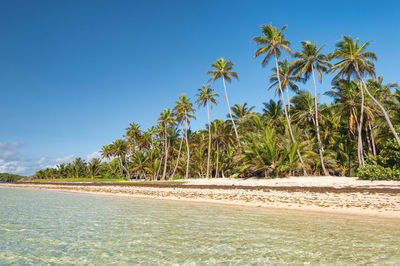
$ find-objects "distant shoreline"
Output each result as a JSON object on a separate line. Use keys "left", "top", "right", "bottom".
{"left": 2, "top": 177, "right": 400, "bottom": 219}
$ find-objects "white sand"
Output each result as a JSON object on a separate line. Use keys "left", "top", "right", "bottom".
{"left": 2, "top": 176, "right": 400, "bottom": 219}
{"left": 185, "top": 176, "right": 400, "bottom": 188}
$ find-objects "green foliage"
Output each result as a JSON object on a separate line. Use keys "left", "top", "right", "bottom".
{"left": 31, "top": 26, "right": 400, "bottom": 181}
{"left": 358, "top": 140, "right": 400, "bottom": 180}
{"left": 0, "top": 173, "right": 26, "bottom": 182}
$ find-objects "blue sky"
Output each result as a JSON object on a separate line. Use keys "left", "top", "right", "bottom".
{"left": 1, "top": 0, "right": 399, "bottom": 175}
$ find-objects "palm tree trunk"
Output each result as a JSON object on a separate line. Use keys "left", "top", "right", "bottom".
{"left": 369, "top": 122, "right": 376, "bottom": 156}
{"left": 206, "top": 102, "right": 212, "bottom": 179}
{"left": 185, "top": 112, "right": 190, "bottom": 179}
{"left": 118, "top": 157, "right": 124, "bottom": 177}
{"left": 162, "top": 125, "right": 169, "bottom": 180}
{"left": 274, "top": 52, "right": 307, "bottom": 176}
{"left": 352, "top": 107, "right": 364, "bottom": 166}
{"left": 354, "top": 66, "right": 367, "bottom": 166}
{"left": 311, "top": 65, "right": 329, "bottom": 176}
{"left": 123, "top": 156, "right": 131, "bottom": 179}
{"left": 171, "top": 137, "right": 183, "bottom": 178}
{"left": 215, "top": 143, "right": 219, "bottom": 178}
{"left": 286, "top": 83, "right": 291, "bottom": 116}
{"left": 155, "top": 156, "right": 163, "bottom": 181}
{"left": 366, "top": 127, "right": 373, "bottom": 154}
{"left": 222, "top": 76, "right": 241, "bottom": 146}
{"left": 362, "top": 77, "right": 400, "bottom": 147}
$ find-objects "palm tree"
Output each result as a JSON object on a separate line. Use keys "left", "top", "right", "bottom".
{"left": 262, "top": 99, "right": 283, "bottom": 125}
{"left": 207, "top": 58, "right": 240, "bottom": 145}
{"left": 329, "top": 36, "right": 400, "bottom": 165}
{"left": 131, "top": 150, "right": 148, "bottom": 180}
{"left": 111, "top": 139, "right": 129, "bottom": 179}
{"left": 291, "top": 41, "right": 332, "bottom": 175}
{"left": 174, "top": 94, "right": 195, "bottom": 179}
{"left": 269, "top": 58, "right": 303, "bottom": 113}
{"left": 170, "top": 129, "right": 183, "bottom": 178}
{"left": 72, "top": 157, "right": 86, "bottom": 178}
{"left": 230, "top": 103, "right": 255, "bottom": 121}
{"left": 87, "top": 158, "right": 102, "bottom": 179}
{"left": 252, "top": 23, "right": 307, "bottom": 175}
{"left": 158, "top": 108, "right": 176, "bottom": 180}
{"left": 196, "top": 85, "right": 218, "bottom": 179}
{"left": 210, "top": 119, "right": 235, "bottom": 178}
{"left": 125, "top": 122, "right": 142, "bottom": 153}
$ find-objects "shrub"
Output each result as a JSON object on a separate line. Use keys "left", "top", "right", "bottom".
{"left": 357, "top": 140, "right": 400, "bottom": 180}
{"left": 0, "top": 173, "right": 26, "bottom": 182}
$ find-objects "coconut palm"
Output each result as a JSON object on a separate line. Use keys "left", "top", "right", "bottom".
{"left": 230, "top": 103, "right": 255, "bottom": 121}
{"left": 158, "top": 108, "right": 176, "bottom": 180}
{"left": 173, "top": 94, "right": 195, "bottom": 179}
{"left": 125, "top": 122, "right": 142, "bottom": 153}
{"left": 196, "top": 85, "right": 218, "bottom": 179}
{"left": 110, "top": 139, "right": 129, "bottom": 179}
{"left": 252, "top": 23, "right": 307, "bottom": 175}
{"left": 72, "top": 157, "right": 86, "bottom": 178}
{"left": 207, "top": 58, "right": 240, "bottom": 145}
{"left": 210, "top": 119, "right": 234, "bottom": 178}
{"left": 262, "top": 100, "right": 283, "bottom": 125}
{"left": 87, "top": 158, "right": 102, "bottom": 179}
{"left": 291, "top": 41, "right": 332, "bottom": 175}
{"left": 329, "top": 36, "right": 400, "bottom": 165}
{"left": 269, "top": 58, "right": 303, "bottom": 113}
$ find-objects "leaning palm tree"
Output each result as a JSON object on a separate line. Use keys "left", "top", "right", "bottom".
{"left": 252, "top": 23, "right": 307, "bottom": 175}
{"left": 207, "top": 58, "right": 240, "bottom": 145}
{"left": 173, "top": 94, "right": 195, "bottom": 179}
{"left": 291, "top": 41, "right": 332, "bottom": 176}
{"left": 269, "top": 58, "right": 303, "bottom": 113}
{"left": 329, "top": 36, "right": 400, "bottom": 165}
{"left": 158, "top": 108, "right": 176, "bottom": 180}
{"left": 196, "top": 85, "right": 219, "bottom": 179}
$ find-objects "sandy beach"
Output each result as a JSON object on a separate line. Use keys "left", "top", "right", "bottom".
{"left": 2, "top": 176, "right": 400, "bottom": 219}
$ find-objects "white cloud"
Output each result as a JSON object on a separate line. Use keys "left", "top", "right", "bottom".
{"left": 38, "top": 157, "right": 47, "bottom": 164}
{"left": 86, "top": 151, "right": 101, "bottom": 162}
{"left": 0, "top": 142, "right": 102, "bottom": 176}
{"left": 0, "top": 141, "right": 23, "bottom": 161}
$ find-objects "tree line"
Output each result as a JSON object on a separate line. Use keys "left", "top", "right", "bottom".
{"left": 34, "top": 23, "right": 400, "bottom": 181}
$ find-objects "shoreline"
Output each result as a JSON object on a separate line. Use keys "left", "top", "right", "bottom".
{"left": 2, "top": 177, "right": 400, "bottom": 220}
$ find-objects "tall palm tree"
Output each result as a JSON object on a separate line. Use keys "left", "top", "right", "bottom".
{"left": 207, "top": 58, "right": 241, "bottom": 145}
{"left": 252, "top": 23, "right": 307, "bottom": 175}
{"left": 269, "top": 58, "right": 303, "bottom": 113}
{"left": 174, "top": 94, "right": 195, "bottom": 179}
{"left": 196, "top": 85, "right": 218, "bottom": 179}
{"left": 326, "top": 79, "right": 362, "bottom": 137}
{"left": 291, "top": 41, "right": 332, "bottom": 175}
{"left": 158, "top": 108, "right": 176, "bottom": 180}
{"left": 329, "top": 36, "right": 400, "bottom": 165}
{"left": 125, "top": 122, "right": 142, "bottom": 153}
{"left": 111, "top": 139, "right": 129, "bottom": 179}
{"left": 367, "top": 77, "right": 399, "bottom": 154}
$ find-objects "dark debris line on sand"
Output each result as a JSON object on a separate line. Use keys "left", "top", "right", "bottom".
{"left": 13, "top": 181, "right": 400, "bottom": 194}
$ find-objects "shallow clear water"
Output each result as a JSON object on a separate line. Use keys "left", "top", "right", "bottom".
{"left": 0, "top": 187, "right": 399, "bottom": 265}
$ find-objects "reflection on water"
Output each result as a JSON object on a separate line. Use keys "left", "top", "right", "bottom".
{"left": 0, "top": 187, "right": 399, "bottom": 264}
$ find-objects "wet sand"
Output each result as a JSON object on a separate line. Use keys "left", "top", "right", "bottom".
{"left": 2, "top": 177, "right": 400, "bottom": 219}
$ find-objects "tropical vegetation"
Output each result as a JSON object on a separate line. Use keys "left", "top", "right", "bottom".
{"left": 33, "top": 24, "right": 400, "bottom": 181}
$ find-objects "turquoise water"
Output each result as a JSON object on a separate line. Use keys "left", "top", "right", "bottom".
{"left": 0, "top": 187, "right": 399, "bottom": 265}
